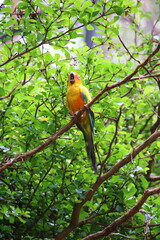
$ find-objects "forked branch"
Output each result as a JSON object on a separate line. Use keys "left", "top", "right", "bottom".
{"left": 0, "top": 43, "right": 160, "bottom": 172}
{"left": 81, "top": 186, "right": 160, "bottom": 240}
{"left": 55, "top": 131, "right": 160, "bottom": 240}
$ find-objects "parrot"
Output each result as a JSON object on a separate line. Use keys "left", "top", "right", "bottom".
{"left": 66, "top": 72, "right": 97, "bottom": 173}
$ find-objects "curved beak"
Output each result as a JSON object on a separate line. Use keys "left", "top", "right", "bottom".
{"left": 69, "top": 72, "right": 75, "bottom": 84}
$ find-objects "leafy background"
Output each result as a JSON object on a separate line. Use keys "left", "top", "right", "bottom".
{"left": 0, "top": 0, "right": 160, "bottom": 239}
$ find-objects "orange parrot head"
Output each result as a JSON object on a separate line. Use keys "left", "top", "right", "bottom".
{"left": 68, "top": 72, "right": 82, "bottom": 86}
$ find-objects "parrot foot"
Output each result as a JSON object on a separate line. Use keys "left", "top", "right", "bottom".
{"left": 74, "top": 111, "right": 84, "bottom": 118}
{"left": 67, "top": 111, "right": 84, "bottom": 119}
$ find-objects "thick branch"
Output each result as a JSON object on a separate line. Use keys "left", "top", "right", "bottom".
{"left": 55, "top": 131, "right": 160, "bottom": 240}
{"left": 81, "top": 187, "right": 160, "bottom": 240}
{"left": 86, "top": 43, "right": 160, "bottom": 109}
{"left": 1, "top": 43, "right": 160, "bottom": 172}
{"left": 0, "top": 117, "right": 78, "bottom": 171}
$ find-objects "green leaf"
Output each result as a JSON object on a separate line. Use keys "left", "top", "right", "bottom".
{"left": 1, "top": 7, "right": 12, "bottom": 14}
{"left": 111, "top": 27, "right": 119, "bottom": 35}
{"left": 139, "top": 176, "right": 149, "bottom": 189}
{"left": 113, "top": 6, "right": 124, "bottom": 15}
{"left": 17, "top": 216, "right": 26, "bottom": 223}
{"left": 81, "top": 1, "right": 92, "bottom": 10}
{"left": 0, "top": 1, "right": 160, "bottom": 239}
{"left": 144, "top": 86, "right": 154, "bottom": 95}
{"left": 125, "top": 183, "right": 137, "bottom": 199}
{"left": 9, "top": 216, "right": 15, "bottom": 224}
{"left": 0, "top": 87, "right": 5, "bottom": 96}
{"left": 154, "top": 196, "right": 160, "bottom": 206}
{"left": 86, "top": 24, "right": 94, "bottom": 31}
{"left": 4, "top": 0, "right": 14, "bottom": 4}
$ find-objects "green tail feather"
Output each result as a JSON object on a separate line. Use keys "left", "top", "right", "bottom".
{"left": 76, "top": 108, "right": 97, "bottom": 173}
{"left": 83, "top": 132, "right": 97, "bottom": 173}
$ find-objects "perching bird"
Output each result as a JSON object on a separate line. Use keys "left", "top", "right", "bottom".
{"left": 66, "top": 72, "right": 97, "bottom": 172}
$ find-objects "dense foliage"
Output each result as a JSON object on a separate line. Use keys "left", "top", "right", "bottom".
{"left": 0, "top": 0, "right": 160, "bottom": 239}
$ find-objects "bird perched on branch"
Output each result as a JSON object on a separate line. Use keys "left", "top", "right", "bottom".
{"left": 66, "top": 72, "right": 97, "bottom": 173}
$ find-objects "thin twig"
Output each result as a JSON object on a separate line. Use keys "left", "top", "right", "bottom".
{"left": 0, "top": 82, "right": 21, "bottom": 100}
{"left": 1, "top": 43, "right": 160, "bottom": 172}
{"left": 55, "top": 131, "right": 160, "bottom": 240}
{"left": 81, "top": 187, "right": 160, "bottom": 240}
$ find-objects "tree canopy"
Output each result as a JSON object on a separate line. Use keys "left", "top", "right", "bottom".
{"left": 0, "top": 0, "right": 160, "bottom": 239}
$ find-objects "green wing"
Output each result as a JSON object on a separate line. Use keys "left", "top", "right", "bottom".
{"left": 86, "top": 108, "right": 95, "bottom": 132}
{"left": 81, "top": 91, "right": 89, "bottom": 104}
{"left": 80, "top": 89, "right": 94, "bottom": 132}
{"left": 78, "top": 87, "right": 97, "bottom": 172}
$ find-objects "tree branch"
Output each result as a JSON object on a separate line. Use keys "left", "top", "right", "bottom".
{"left": 146, "top": 69, "right": 160, "bottom": 181}
{"left": 1, "top": 43, "right": 160, "bottom": 172}
{"left": 0, "top": 10, "right": 112, "bottom": 68}
{"left": 131, "top": 73, "right": 160, "bottom": 81}
{"left": 81, "top": 186, "right": 160, "bottom": 240}
{"left": 0, "top": 82, "right": 21, "bottom": 100}
{"left": 0, "top": 117, "right": 78, "bottom": 171}
{"left": 86, "top": 43, "right": 160, "bottom": 109}
{"left": 118, "top": 35, "right": 141, "bottom": 64}
{"left": 55, "top": 131, "right": 160, "bottom": 240}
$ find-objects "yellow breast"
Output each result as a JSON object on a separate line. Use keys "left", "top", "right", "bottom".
{"left": 66, "top": 85, "right": 84, "bottom": 115}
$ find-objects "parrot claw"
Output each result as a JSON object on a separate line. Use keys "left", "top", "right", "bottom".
{"left": 67, "top": 112, "right": 84, "bottom": 119}
{"left": 74, "top": 111, "right": 84, "bottom": 118}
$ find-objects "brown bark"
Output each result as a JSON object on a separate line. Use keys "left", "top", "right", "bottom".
{"left": 81, "top": 187, "right": 160, "bottom": 240}
{"left": 55, "top": 131, "right": 160, "bottom": 240}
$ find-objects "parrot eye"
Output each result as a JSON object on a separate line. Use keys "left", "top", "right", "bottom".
{"left": 70, "top": 72, "right": 75, "bottom": 84}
